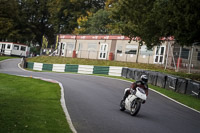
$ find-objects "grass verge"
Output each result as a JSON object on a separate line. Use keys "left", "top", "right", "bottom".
{"left": 0, "top": 73, "right": 72, "bottom": 133}
{"left": 27, "top": 56, "right": 200, "bottom": 81}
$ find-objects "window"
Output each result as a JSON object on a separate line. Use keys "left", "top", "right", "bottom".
{"left": 125, "top": 45, "right": 138, "bottom": 54}
{"left": 181, "top": 48, "right": 190, "bottom": 59}
{"left": 66, "top": 42, "right": 75, "bottom": 50}
{"left": 62, "top": 44, "right": 65, "bottom": 49}
{"left": 7, "top": 44, "right": 11, "bottom": 49}
{"left": 88, "top": 43, "right": 97, "bottom": 52}
{"left": 2, "top": 44, "right": 6, "bottom": 49}
{"left": 140, "top": 45, "right": 153, "bottom": 55}
{"left": 21, "top": 46, "right": 26, "bottom": 51}
{"left": 13, "top": 45, "right": 19, "bottom": 50}
{"left": 197, "top": 52, "right": 200, "bottom": 61}
{"left": 116, "top": 45, "right": 123, "bottom": 53}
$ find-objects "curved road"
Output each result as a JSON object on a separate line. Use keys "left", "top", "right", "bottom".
{"left": 0, "top": 58, "right": 200, "bottom": 133}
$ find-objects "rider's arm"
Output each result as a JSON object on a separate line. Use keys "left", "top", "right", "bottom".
{"left": 130, "top": 82, "right": 137, "bottom": 90}
{"left": 145, "top": 85, "right": 149, "bottom": 96}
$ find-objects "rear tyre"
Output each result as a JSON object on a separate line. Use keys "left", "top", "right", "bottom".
{"left": 130, "top": 101, "right": 141, "bottom": 116}
{"left": 120, "top": 100, "right": 125, "bottom": 111}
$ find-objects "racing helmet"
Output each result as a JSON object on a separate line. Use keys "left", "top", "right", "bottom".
{"left": 141, "top": 75, "right": 148, "bottom": 83}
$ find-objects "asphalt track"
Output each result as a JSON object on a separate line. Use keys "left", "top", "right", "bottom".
{"left": 0, "top": 58, "right": 200, "bottom": 133}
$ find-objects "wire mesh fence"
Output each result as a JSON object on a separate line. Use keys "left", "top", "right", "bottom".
{"left": 165, "top": 44, "right": 200, "bottom": 73}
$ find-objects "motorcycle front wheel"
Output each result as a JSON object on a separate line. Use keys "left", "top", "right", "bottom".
{"left": 130, "top": 100, "right": 141, "bottom": 116}
{"left": 120, "top": 100, "right": 125, "bottom": 111}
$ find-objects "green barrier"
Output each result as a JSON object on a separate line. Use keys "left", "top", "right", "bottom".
{"left": 27, "top": 62, "right": 34, "bottom": 69}
{"left": 93, "top": 66, "right": 109, "bottom": 75}
{"left": 42, "top": 64, "right": 53, "bottom": 71}
{"left": 65, "top": 64, "right": 79, "bottom": 72}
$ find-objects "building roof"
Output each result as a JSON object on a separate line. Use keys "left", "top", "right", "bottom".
{"left": 58, "top": 34, "right": 175, "bottom": 41}
{"left": 0, "top": 42, "right": 28, "bottom": 46}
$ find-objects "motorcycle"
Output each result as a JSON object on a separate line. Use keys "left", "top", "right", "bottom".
{"left": 120, "top": 87, "right": 147, "bottom": 116}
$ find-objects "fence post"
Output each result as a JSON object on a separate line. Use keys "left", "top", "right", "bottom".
{"left": 188, "top": 44, "right": 194, "bottom": 73}
{"left": 165, "top": 41, "right": 170, "bottom": 70}
{"left": 176, "top": 46, "right": 182, "bottom": 72}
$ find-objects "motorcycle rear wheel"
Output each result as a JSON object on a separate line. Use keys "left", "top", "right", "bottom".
{"left": 130, "top": 101, "right": 141, "bottom": 116}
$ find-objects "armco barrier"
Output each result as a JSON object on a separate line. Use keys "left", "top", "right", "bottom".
{"left": 165, "top": 75, "right": 179, "bottom": 91}
{"left": 27, "top": 62, "right": 34, "bottom": 69}
{"left": 156, "top": 72, "right": 167, "bottom": 88}
{"left": 43, "top": 64, "right": 53, "bottom": 71}
{"left": 186, "top": 80, "right": 200, "bottom": 98}
{"left": 65, "top": 64, "right": 79, "bottom": 72}
{"left": 78, "top": 65, "right": 94, "bottom": 74}
{"left": 93, "top": 66, "right": 109, "bottom": 75}
{"left": 175, "top": 78, "right": 188, "bottom": 94}
{"left": 109, "top": 66, "right": 123, "bottom": 76}
{"left": 33, "top": 62, "right": 43, "bottom": 71}
{"left": 52, "top": 64, "right": 65, "bottom": 72}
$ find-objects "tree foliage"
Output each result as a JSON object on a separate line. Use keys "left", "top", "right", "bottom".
{"left": 0, "top": 0, "right": 199, "bottom": 48}
{"left": 110, "top": 0, "right": 200, "bottom": 47}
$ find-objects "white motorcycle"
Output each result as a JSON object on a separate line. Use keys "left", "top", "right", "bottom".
{"left": 120, "top": 87, "right": 147, "bottom": 116}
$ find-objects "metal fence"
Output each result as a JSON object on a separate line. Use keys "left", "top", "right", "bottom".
{"left": 63, "top": 50, "right": 154, "bottom": 64}
{"left": 164, "top": 44, "right": 200, "bottom": 73}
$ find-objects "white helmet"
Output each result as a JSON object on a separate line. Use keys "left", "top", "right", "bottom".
{"left": 141, "top": 75, "right": 148, "bottom": 83}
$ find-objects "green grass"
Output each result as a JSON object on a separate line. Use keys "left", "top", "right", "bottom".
{"left": 149, "top": 85, "right": 200, "bottom": 111}
{"left": 27, "top": 56, "right": 200, "bottom": 81}
{"left": 0, "top": 55, "right": 18, "bottom": 61}
{"left": 0, "top": 73, "right": 72, "bottom": 133}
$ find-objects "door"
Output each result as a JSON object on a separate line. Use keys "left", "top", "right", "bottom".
{"left": 0, "top": 44, "right": 6, "bottom": 53}
{"left": 99, "top": 43, "right": 108, "bottom": 59}
{"left": 154, "top": 46, "right": 165, "bottom": 64}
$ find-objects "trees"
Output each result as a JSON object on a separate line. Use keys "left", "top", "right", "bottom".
{"left": 110, "top": 0, "right": 200, "bottom": 47}
{"left": 0, "top": 0, "right": 199, "bottom": 48}
{"left": 167, "top": 0, "right": 200, "bottom": 45}
{"left": 74, "top": 9, "right": 113, "bottom": 34}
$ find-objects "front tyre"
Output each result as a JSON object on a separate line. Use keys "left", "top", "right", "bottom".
{"left": 130, "top": 101, "right": 141, "bottom": 116}
{"left": 120, "top": 100, "right": 125, "bottom": 111}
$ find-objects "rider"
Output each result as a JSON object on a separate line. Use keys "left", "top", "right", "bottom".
{"left": 122, "top": 75, "right": 149, "bottom": 102}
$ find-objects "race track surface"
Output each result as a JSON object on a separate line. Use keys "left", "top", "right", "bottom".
{"left": 1, "top": 58, "right": 200, "bottom": 133}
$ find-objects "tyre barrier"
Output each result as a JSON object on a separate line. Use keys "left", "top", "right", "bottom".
{"left": 26, "top": 62, "right": 200, "bottom": 98}
{"left": 176, "top": 78, "right": 188, "bottom": 94}
{"left": 165, "top": 75, "right": 179, "bottom": 91}
{"left": 186, "top": 80, "right": 200, "bottom": 98}
{"left": 121, "top": 67, "right": 200, "bottom": 98}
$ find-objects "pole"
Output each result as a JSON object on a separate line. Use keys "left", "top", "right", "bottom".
{"left": 176, "top": 46, "right": 182, "bottom": 72}
{"left": 136, "top": 44, "right": 140, "bottom": 63}
{"left": 165, "top": 41, "right": 170, "bottom": 70}
{"left": 188, "top": 44, "right": 194, "bottom": 73}
{"left": 170, "top": 44, "right": 176, "bottom": 70}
